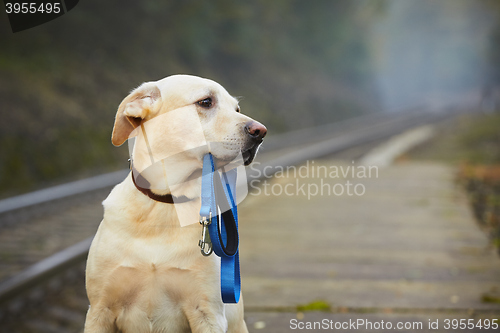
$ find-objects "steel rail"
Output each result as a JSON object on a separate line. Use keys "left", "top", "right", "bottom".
{"left": 0, "top": 105, "right": 468, "bottom": 308}
{"left": 0, "top": 106, "right": 428, "bottom": 217}
{"left": 0, "top": 104, "right": 457, "bottom": 217}
{"left": 261, "top": 104, "right": 427, "bottom": 152}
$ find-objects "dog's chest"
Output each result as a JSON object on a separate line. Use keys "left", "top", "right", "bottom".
{"left": 90, "top": 226, "right": 223, "bottom": 332}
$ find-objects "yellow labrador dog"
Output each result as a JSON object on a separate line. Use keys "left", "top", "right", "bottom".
{"left": 84, "top": 75, "right": 266, "bottom": 333}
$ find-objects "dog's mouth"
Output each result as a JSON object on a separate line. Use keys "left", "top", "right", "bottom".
{"left": 242, "top": 141, "right": 262, "bottom": 166}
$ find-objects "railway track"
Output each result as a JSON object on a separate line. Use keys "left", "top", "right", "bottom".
{"left": 0, "top": 105, "right": 472, "bottom": 332}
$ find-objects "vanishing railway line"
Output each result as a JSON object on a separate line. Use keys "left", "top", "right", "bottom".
{"left": 0, "top": 105, "right": 471, "bottom": 332}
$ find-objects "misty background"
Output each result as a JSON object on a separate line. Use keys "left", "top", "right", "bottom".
{"left": 1, "top": 0, "right": 499, "bottom": 197}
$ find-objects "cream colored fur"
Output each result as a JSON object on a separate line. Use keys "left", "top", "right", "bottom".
{"left": 84, "top": 75, "right": 259, "bottom": 333}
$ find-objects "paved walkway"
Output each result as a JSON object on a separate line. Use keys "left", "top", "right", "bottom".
{"left": 239, "top": 160, "right": 500, "bottom": 332}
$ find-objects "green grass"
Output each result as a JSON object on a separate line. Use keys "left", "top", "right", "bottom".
{"left": 408, "top": 113, "right": 500, "bottom": 165}
{"left": 296, "top": 300, "right": 332, "bottom": 312}
{"left": 481, "top": 293, "right": 500, "bottom": 304}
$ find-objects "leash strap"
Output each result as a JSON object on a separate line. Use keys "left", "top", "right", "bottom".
{"left": 200, "top": 153, "right": 241, "bottom": 303}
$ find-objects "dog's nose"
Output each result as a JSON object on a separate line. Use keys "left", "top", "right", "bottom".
{"left": 245, "top": 121, "right": 267, "bottom": 141}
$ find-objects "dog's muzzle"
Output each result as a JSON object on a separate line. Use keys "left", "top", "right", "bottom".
{"left": 242, "top": 121, "right": 267, "bottom": 165}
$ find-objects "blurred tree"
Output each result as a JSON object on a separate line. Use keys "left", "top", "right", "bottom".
{"left": 478, "top": 0, "right": 500, "bottom": 111}
{"left": 371, "top": 0, "right": 496, "bottom": 110}
{"left": 0, "top": 0, "right": 383, "bottom": 195}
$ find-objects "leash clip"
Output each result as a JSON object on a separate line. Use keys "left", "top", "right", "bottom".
{"left": 198, "top": 213, "right": 213, "bottom": 256}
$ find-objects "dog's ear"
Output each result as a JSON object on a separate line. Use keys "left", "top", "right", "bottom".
{"left": 111, "top": 82, "right": 161, "bottom": 147}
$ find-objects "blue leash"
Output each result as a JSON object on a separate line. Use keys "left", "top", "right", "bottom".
{"left": 199, "top": 153, "right": 241, "bottom": 303}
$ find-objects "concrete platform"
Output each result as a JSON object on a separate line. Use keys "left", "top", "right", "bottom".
{"left": 238, "top": 160, "right": 500, "bottom": 332}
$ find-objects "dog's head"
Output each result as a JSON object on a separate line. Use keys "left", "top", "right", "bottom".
{"left": 111, "top": 75, "right": 266, "bottom": 196}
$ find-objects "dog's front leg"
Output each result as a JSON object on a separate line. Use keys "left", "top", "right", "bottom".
{"left": 184, "top": 303, "right": 228, "bottom": 333}
{"left": 84, "top": 306, "right": 117, "bottom": 333}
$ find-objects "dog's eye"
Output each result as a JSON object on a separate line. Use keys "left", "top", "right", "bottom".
{"left": 236, "top": 106, "right": 240, "bottom": 113}
{"left": 197, "top": 97, "right": 213, "bottom": 108}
